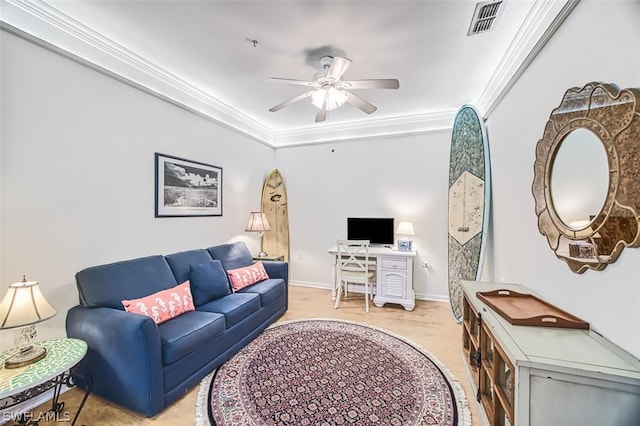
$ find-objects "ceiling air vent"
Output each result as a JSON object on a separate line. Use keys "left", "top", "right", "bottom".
{"left": 467, "top": 1, "right": 504, "bottom": 36}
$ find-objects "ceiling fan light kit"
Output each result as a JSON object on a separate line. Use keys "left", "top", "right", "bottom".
{"left": 311, "top": 87, "right": 347, "bottom": 110}
{"left": 267, "top": 55, "right": 399, "bottom": 123}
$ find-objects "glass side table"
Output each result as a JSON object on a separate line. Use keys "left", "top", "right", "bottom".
{"left": 0, "top": 338, "right": 90, "bottom": 426}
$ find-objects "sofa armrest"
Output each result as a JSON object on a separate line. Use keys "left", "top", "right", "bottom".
{"left": 262, "top": 261, "right": 288, "bottom": 285}
{"left": 65, "top": 305, "right": 164, "bottom": 417}
{"left": 262, "top": 261, "right": 288, "bottom": 310}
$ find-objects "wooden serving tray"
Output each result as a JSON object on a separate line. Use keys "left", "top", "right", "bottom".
{"left": 476, "top": 289, "right": 589, "bottom": 329}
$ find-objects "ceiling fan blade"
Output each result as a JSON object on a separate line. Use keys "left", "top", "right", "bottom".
{"left": 266, "top": 78, "right": 315, "bottom": 86}
{"left": 326, "top": 56, "right": 352, "bottom": 81}
{"left": 269, "top": 91, "right": 313, "bottom": 112}
{"left": 315, "top": 105, "right": 327, "bottom": 123}
{"left": 345, "top": 79, "right": 400, "bottom": 90}
{"left": 345, "top": 92, "right": 377, "bottom": 114}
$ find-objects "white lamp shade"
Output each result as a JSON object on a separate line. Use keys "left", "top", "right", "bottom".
{"left": 569, "top": 220, "right": 591, "bottom": 229}
{"left": 396, "top": 221, "right": 415, "bottom": 236}
{"left": 245, "top": 211, "right": 271, "bottom": 232}
{"left": 0, "top": 278, "right": 57, "bottom": 329}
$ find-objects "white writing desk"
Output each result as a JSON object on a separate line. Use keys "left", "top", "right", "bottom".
{"left": 328, "top": 245, "right": 417, "bottom": 310}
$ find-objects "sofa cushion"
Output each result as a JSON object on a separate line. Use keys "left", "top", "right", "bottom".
{"left": 158, "top": 310, "right": 226, "bottom": 364}
{"left": 122, "top": 281, "right": 194, "bottom": 324}
{"left": 189, "top": 260, "right": 231, "bottom": 305}
{"left": 76, "top": 255, "right": 178, "bottom": 309}
{"left": 227, "top": 261, "right": 270, "bottom": 292}
{"left": 165, "top": 249, "right": 213, "bottom": 284}
{"left": 198, "top": 293, "right": 260, "bottom": 328}
{"left": 236, "top": 278, "right": 285, "bottom": 307}
{"left": 207, "top": 242, "right": 254, "bottom": 270}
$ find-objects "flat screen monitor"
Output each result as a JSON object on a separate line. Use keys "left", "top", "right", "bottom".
{"left": 347, "top": 217, "right": 395, "bottom": 245}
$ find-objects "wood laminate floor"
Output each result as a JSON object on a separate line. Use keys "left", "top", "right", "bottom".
{"left": 29, "top": 286, "right": 480, "bottom": 425}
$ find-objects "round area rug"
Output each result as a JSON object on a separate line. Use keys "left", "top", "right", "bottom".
{"left": 196, "top": 319, "right": 470, "bottom": 425}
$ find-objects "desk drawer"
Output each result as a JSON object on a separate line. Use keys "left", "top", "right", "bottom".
{"left": 380, "top": 257, "right": 407, "bottom": 270}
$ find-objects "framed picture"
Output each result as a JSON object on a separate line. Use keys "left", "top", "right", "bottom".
{"left": 155, "top": 153, "right": 222, "bottom": 217}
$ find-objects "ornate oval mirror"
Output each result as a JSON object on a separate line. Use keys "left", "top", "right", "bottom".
{"left": 550, "top": 128, "right": 609, "bottom": 229}
{"left": 532, "top": 82, "right": 640, "bottom": 273}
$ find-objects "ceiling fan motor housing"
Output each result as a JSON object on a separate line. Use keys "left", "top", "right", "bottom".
{"left": 319, "top": 56, "right": 334, "bottom": 70}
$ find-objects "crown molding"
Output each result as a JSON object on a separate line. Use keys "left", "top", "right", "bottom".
{"left": 476, "top": 0, "right": 579, "bottom": 117}
{"left": 1, "top": 0, "right": 277, "bottom": 144}
{"left": 271, "top": 110, "right": 457, "bottom": 147}
{"left": 1, "top": 0, "right": 576, "bottom": 147}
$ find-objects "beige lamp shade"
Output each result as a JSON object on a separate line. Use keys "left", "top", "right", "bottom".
{"left": 396, "top": 221, "right": 415, "bottom": 236}
{"left": 245, "top": 212, "right": 271, "bottom": 232}
{"left": 0, "top": 277, "right": 57, "bottom": 329}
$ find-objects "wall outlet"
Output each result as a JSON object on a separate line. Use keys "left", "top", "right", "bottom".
{"left": 421, "top": 259, "right": 430, "bottom": 268}
{"left": 298, "top": 250, "right": 304, "bottom": 259}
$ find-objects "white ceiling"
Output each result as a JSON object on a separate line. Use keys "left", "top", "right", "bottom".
{"left": 1, "top": 0, "right": 577, "bottom": 146}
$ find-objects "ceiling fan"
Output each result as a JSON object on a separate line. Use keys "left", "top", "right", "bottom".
{"left": 267, "top": 56, "right": 400, "bottom": 123}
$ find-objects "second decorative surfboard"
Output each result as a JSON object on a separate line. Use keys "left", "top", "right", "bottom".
{"left": 447, "top": 105, "right": 491, "bottom": 323}
{"left": 261, "top": 169, "right": 290, "bottom": 262}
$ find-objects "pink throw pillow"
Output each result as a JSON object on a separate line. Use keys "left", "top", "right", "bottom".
{"left": 122, "top": 281, "right": 194, "bottom": 324}
{"left": 227, "top": 261, "right": 270, "bottom": 292}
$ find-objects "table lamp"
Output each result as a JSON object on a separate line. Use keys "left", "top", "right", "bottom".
{"left": 0, "top": 276, "right": 57, "bottom": 368}
{"left": 245, "top": 211, "right": 271, "bottom": 257}
{"left": 396, "top": 221, "right": 415, "bottom": 252}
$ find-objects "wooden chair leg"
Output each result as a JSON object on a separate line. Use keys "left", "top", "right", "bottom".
{"left": 334, "top": 280, "right": 342, "bottom": 309}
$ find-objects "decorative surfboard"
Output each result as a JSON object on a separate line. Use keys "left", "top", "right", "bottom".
{"left": 261, "top": 169, "right": 290, "bottom": 262}
{"left": 448, "top": 105, "right": 491, "bottom": 323}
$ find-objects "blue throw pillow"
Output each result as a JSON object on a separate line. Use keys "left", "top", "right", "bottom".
{"left": 189, "top": 260, "right": 231, "bottom": 306}
{"left": 207, "top": 242, "right": 254, "bottom": 270}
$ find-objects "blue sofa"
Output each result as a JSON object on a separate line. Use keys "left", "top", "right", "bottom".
{"left": 65, "top": 242, "right": 288, "bottom": 417}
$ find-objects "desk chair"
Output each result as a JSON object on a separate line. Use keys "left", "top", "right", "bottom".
{"left": 335, "top": 239, "right": 375, "bottom": 312}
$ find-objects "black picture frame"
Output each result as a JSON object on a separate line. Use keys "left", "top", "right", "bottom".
{"left": 155, "top": 153, "right": 222, "bottom": 217}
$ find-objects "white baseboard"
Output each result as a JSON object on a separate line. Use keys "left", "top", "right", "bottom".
{"left": 290, "top": 280, "right": 331, "bottom": 290}
{"left": 289, "top": 281, "right": 449, "bottom": 303}
{"left": 417, "top": 294, "right": 450, "bottom": 303}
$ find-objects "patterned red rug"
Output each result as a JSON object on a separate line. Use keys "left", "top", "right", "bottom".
{"left": 196, "top": 319, "right": 470, "bottom": 425}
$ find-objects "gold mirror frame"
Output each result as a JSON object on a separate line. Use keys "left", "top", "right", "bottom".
{"left": 532, "top": 82, "right": 640, "bottom": 273}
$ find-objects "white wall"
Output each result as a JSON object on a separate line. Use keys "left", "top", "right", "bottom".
{"left": 277, "top": 0, "right": 640, "bottom": 357}
{"left": 485, "top": 0, "right": 640, "bottom": 356}
{"left": 277, "top": 133, "right": 451, "bottom": 301}
{"left": 0, "top": 32, "right": 275, "bottom": 351}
